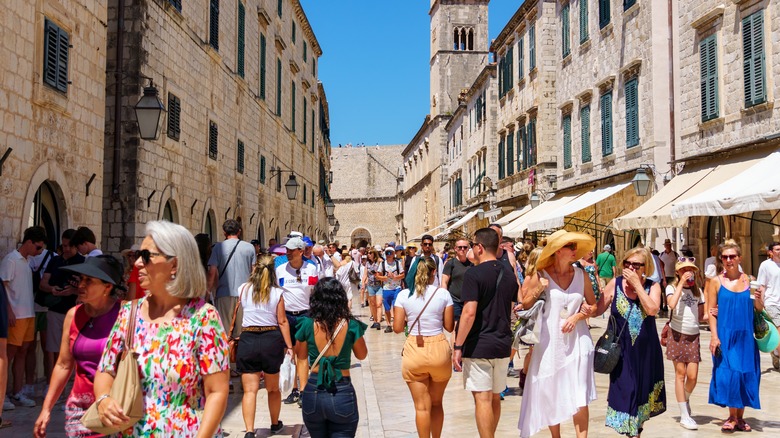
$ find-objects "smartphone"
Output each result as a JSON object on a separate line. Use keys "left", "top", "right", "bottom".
{"left": 715, "top": 346, "right": 722, "bottom": 357}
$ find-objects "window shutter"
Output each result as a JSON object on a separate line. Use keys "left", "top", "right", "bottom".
{"left": 601, "top": 93, "right": 613, "bottom": 156}
{"left": 528, "top": 118, "right": 537, "bottom": 166}
{"left": 563, "top": 114, "right": 572, "bottom": 169}
{"left": 169, "top": 0, "right": 182, "bottom": 12}
{"left": 237, "top": 1, "right": 245, "bottom": 77}
{"left": 581, "top": 105, "right": 591, "bottom": 163}
{"left": 624, "top": 0, "right": 637, "bottom": 11}
{"left": 580, "top": 0, "right": 589, "bottom": 43}
{"left": 599, "top": 0, "right": 610, "bottom": 29}
{"left": 529, "top": 24, "right": 536, "bottom": 71}
{"left": 625, "top": 78, "right": 639, "bottom": 147}
{"left": 562, "top": 3, "right": 570, "bottom": 58}
{"left": 208, "top": 121, "right": 218, "bottom": 160}
{"left": 260, "top": 155, "right": 266, "bottom": 183}
{"left": 742, "top": 11, "right": 766, "bottom": 107}
{"left": 507, "top": 130, "right": 514, "bottom": 175}
{"left": 311, "top": 109, "right": 315, "bottom": 152}
{"left": 292, "top": 22, "right": 296, "bottom": 44}
{"left": 260, "top": 34, "right": 267, "bottom": 99}
{"left": 699, "top": 35, "right": 719, "bottom": 121}
{"left": 166, "top": 93, "right": 180, "bottom": 141}
{"left": 508, "top": 46, "right": 514, "bottom": 89}
{"left": 518, "top": 37, "right": 524, "bottom": 80}
{"left": 209, "top": 0, "right": 219, "bottom": 50}
{"left": 276, "top": 59, "right": 282, "bottom": 115}
{"left": 237, "top": 140, "right": 245, "bottom": 174}
{"left": 43, "top": 19, "right": 69, "bottom": 93}
{"left": 303, "top": 184, "right": 307, "bottom": 204}
{"left": 498, "top": 56, "right": 503, "bottom": 97}
{"left": 304, "top": 41, "right": 307, "bottom": 60}
{"left": 291, "top": 81, "right": 296, "bottom": 132}
{"left": 303, "top": 98, "right": 307, "bottom": 144}
{"left": 55, "top": 27, "right": 69, "bottom": 92}
{"left": 498, "top": 137, "right": 505, "bottom": 180}
{"left": 277, "top": 0, "right": 282, "bottom": 17}
{"left": 517, "top": 128, "right": 523, "bottom": 169}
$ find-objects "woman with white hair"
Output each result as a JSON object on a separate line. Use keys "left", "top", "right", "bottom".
{"left": 94, "top": 221, "right": 230, "bottom": 437}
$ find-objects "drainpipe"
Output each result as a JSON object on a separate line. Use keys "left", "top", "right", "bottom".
{"left": 112, "top": 0, "right": 127, "bottom": 250}
{"left": 667, "top": 0, "right": 676, "bottom": 166}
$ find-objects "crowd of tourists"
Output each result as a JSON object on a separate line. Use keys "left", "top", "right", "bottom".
{"left": 0, "top": 218, "right": 777, "bottom": 438}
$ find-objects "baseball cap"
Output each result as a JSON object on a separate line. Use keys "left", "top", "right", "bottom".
{"left": 384, "top": 247, "right": 394, "bottom": 254}
{"left": 284, "top": 237, "right": 305, "bottom": 250}
{"left": 302, "top": 236, "right": 314, "bottom": 247}
{"left": 288, "top": 231, "right": 303, "bottom": 238}
{"left": 395, "top": 245, "right": 404, "bottom": 251}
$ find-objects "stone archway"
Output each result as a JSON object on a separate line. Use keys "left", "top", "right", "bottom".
{"left": 351, "top": 227, "right": 372, "bottom": 248}
{"left": 21, "top": 161, "right": 73, "bottom": 243}
{"left": 29, "top": 181, "right": 66, "bottom": 249}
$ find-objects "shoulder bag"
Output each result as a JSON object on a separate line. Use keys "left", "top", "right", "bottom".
{"left": 227, "top": 284, "right": 248, "bottom": 362}
{"left": 81, "top": 300, "right": 143, "bottom": 434}
{"left": 594, "top": 285, "right": 634, "bottom": 374}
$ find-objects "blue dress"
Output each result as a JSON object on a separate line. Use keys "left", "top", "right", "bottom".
{"left": 605, "top": 277, "right": 666, "bottom": 436}
{"left": 709, "top": 283, "right": 761, "bottom": 409}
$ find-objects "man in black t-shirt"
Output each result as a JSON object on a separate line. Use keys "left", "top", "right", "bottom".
{"left": 452, "top": 228, "right": 519, "bottom": 437}
{"left": 441, "top": 238, "right": 473, "bottom": 322}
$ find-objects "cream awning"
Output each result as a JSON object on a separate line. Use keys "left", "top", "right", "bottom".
{"left": 494, "top": 205, "right": 532, "bottom": 227}
{"left": 504, "top": 192, "right": 584, "bottom": 238}
{"left": 612, "top": 155, "right": 764, "bottom": 230}
{"left": 526, "top": 182, "right": 631, "bottom": 232}
{"left": 407, "top": 219, "right": 454, "bottom": 242}
{"left": 672, "top": 150, "right": 780, "bottom": 218}
{"left": 434, "top": 210, "right": 480, "bottom": 240}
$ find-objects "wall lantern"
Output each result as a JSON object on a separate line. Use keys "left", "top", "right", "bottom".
{"left": 632, "top": 167, "right": 653, "bottom": 197}
{"left": 134, "top": 81, "right": 166, "bottom": 140}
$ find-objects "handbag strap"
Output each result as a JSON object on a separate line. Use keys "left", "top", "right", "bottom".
{"left": 228, "top": 284, "right": 248, "bottom": 338}
{"left": 219, "top": 240, "right": 241, "bottom": 279}
{"left": 122, "top": 300, "right": 139, "bottom": 359}
{"left": 309, "top": 319, "right": 347, "bottom": 373}
{"left": 408, "top": 286, "right": 439, "bottom": 336}
{"left": 35, "top": 250, "right": 52, "bottom": 275}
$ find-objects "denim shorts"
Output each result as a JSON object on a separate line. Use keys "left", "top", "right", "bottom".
{"left": 367, "top": 284, "right": 383, "bottom": 297}
{"left": 301, "top": 375, "right": 359, "bottom": 438}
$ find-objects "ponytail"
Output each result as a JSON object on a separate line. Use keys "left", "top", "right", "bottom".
{"left": 414, "top": 256, "right": 437, "bottom": 297}
{"left": 249, "top": 254, "right": 276, "bottom": 303}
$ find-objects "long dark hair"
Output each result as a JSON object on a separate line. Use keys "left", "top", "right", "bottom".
{"left": 309, "top": 277, "right": 353, "bottom": 340}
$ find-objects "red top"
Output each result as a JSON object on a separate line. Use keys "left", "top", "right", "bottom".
{"left": 127, "top": 265, "right": 146, "bottom": 300}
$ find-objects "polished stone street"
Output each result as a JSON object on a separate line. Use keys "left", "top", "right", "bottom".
{"left": 6, "top": 303, "right": 780, "bottom": 437}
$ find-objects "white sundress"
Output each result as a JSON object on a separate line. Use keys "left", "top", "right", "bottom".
{"left": 518, "top": 268, "right": 597, "bottom": 437}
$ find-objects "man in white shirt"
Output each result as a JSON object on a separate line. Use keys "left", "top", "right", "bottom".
{"left": 0, "top": 226, "right": 46, "bottom": 408}
{"left": 757, "top": 241, "right": 780, "bottom": 370}
{"left": 658, "top": 239, "right": 679, "bottom": 312}
{"left": 71, "top": 226, "right": 102, "bottom": 258}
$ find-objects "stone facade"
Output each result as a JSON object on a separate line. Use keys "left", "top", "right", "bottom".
{"left": 0, "top": 0, "right": 107, "bottom": 254}
{"left": 676, "top": 0, "right": 780, "bottom": 272}
{"left": 103, "top": 0, "right": 331, "bottom": 252}
{"left": 329, "top": 145, "right": 404, "bottom": 247}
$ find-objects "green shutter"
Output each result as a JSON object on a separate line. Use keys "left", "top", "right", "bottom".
{"left": 304, "top": 41, "right": 307, "bottom": 60}
{"left": 260, "top": 155, "right": 266, "bottom": 183}
{"left": 599, "top": 0, "right": 610, "bottom": 29}
{"left": 303, "top": 98, "right": 307, "bottom": 144}
{"left": 516, "top": 128, "right": 523, "bottom": 169}
{"left": 518, "top": 37, "right": 524, "bottom": 80}
{"left": 581, "top": 105, "right": 591, "bottom": 163}
{"left": 303, "top": 184, "right": 307, "bottom": 204}
{"left": 625, "top": 78, "right": 639, "bottom": 147}
{"left": 43, "top": 19, "right": 69, "bottom": 93}
{"left": 311, "top": 109, "right": 315, "bottom": 152}
{"left": 529, "top": 24, "right": 536, "bottom": 71}
{"left": 277, "top": 0, "right": 282, "bottom": 17}
{"left": 528, "top": 118, "right": 537, "bottom": 167}
{"left": 498, "top": 137, "right": 505, "bottom": 179}
{"left": 498, "top": 57, "right": 503, "bottom": 97}
{"left": 237, "top": 140, "right": 245, "bottom": 173}
{"left": 276, "top": 59, "right": 282, "bottom": 116}
{"left": 169, "top": 0, "right": 182, "bottom": 11}
{"left": 260, "top": 34, "right": 266, "bottom": 99}
{"left": 508, "top": 46, "right": 514, "bottom": 89}
{"left": 237, "top": 2, "right": 245, "bottom": 77}
{"left": 507, "top": 130, "right": 514, "bottom": 175}
{"left": 563, "top": 114, "right": 572, "bottom": 169}
{"left": 291, "top": 81, "right": 296, "bottom": 132}
{"left": 742, "top": 11, "right": 766, "bottom": 107}
{"left": 624, "top": 0, "right": 637, "bottom": 11}
{"left": 167, "top": 93, "right": 180, "bottom": 141}
{"left": 209, "top": 121, "right": 218, "bottom": 160}
{"left": 700, "top": 35, "right": 719, "bottom": 121}
{"left": 601, "top": 92, "right": 613, "bottom": 156}
{"left": 292, "top": 22, "right": 296, "bottom": 44}
{"left": 562, "top": 3, "right": 570, "bottom": 58}
{"left": 580, "top": 0, "right": 589, "bottom": 43}
{"left": 209, "top": 0, "right": 219, "bottom": 50}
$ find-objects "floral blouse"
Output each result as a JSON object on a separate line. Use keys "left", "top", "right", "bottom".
{"left": 97, "top": 297, "right": 229, "bottom": 437}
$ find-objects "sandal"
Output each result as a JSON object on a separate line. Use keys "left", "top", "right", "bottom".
{"left": 736, "top": 418, "right": 752, "bottom": 432}
{"left": 721, "top": 417, "right": 737, "bottom": 432}
{"left": 0, "top": 418, "right": 11, "bottom": 429}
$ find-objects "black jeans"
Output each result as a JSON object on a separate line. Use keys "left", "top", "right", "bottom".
{"left": 301, "top": 375, "right": 359, "bottom": 437}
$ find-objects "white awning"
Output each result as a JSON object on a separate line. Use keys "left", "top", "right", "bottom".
{"left": 407, "top": 219, "right": 454, "bottom": 242}
{"left": 494, "top": 205, "right": 532, "bottom": 227}
{"left": 671, "top": 150, "right": 780, "bottom": 218}
{"left": 526, "top": 182, "right": 631, "bottom": 232}
{"left": 504, "top": 192, "right": 585, "bottom": 238}
{"left": 612, "top": 153, "right": 764, "bottom": 230}
{"left": 434, "top": 210, "right": 480, "bottom": 240}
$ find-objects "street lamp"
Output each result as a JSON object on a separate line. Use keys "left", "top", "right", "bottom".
{"left": 333, "top": 220, "right": 340, "bottom": 233}
{"left": 284, "top": 174, "right": 299, "bottom": 200}
{"left": 134, "top": 81, "right": 166, "bottom": 140}
{"left": 328, "top": 215, "right": 336, "bottom": 226}
{"left": 632, "top": 166, "right": 653, "bottom": 197}
{"left": 325, "top": 199, "right": 335, "bottom": 216}
{"left": 530, "top": 192, "right": 541, "bottom": 208}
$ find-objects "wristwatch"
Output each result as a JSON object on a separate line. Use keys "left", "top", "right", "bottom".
{"left": 453, "top": 344, "right": 463, "bottom": 351}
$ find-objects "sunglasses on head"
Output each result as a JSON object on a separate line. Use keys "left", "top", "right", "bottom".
{"left": 721, "top": 254, "right": 738, "bottom": 261}
{"left": 678, "top": 256, "right": 695, "bottom": 263}
{"left": 138, "top": 249, "right": 172, "bottom": 265}
{"left": 623, "top": 261, "right": 645, "bottom": 270}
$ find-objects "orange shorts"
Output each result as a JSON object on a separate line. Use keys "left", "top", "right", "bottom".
{"left": 401, "top": 333, "right": 453, "bottom": 383}
{"left": 8, "top": 317, "right": 35, "bottom": 346}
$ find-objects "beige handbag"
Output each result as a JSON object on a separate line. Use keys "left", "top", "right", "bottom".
{"left": 81, "top": 299, "right": 144, "bottom": 434}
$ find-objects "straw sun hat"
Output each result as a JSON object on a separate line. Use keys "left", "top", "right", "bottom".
{"left": 536, "top": 230, "right": 596, "bottom": 271}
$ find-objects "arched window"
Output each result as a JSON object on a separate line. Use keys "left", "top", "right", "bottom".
{"left": 204, "top": 209, "right": 216, "bottom": 243}
{"left": 29, "top": 181, "right": 61, "bottom": 249}
{"left": 751, "top": 211, "right": 773, "bottom": 271}
{"left": 468, "top": 28, "right": 474, "bottom": 50}
{"left": 603, "top": 229, "right": 615, "bottom": 252}
{"left": 453, "top": 28, "right": 459, "bottom": 50}
{"left": 707, "top": 216, "right": 725, "bottom": 251}
{"left": 460, "top": 28, "right": 467, "bottom": 50}
{"left": 163, "top": 200, "right": 174, "bottom": 223}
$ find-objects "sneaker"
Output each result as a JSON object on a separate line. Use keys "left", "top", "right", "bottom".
{"left": 283, "top": 389, "right": 300, "bottom": 404}
{"left": 506, "top": 366, "right": 515, "bottom": 377}
{"left": 270, "top": 420, "right": 284, "bottom": 434}
{"left": 384, "top": 326, "right": 393, "bottom": 333}
{"left": 10, "top": 393, "right": 35, "bottom": 408}
{"left": 371, "top": 322, "right": 380, "bottom": 330}
{"left": 244, "top": 432, "right": 256, "bottom": 438}
{"left": 369, "top": 316, "right": 374, "bottom": 321}
{"left": 680, "top": 416, "right": 698, "bottom": 430}
{"left": 297, "top": 398, "right": 302, "bottom": 408}
{"left": 3, "top": 397, "right": 15, "bottom": 411}
{"left": 499, "top": 386, "right": 507, "bottom": 400}
{"left": 20, "top": 385, "right": 35, "bottom": 398}
{"left": 772, "top": 351, "right": 780, "bottom": 370}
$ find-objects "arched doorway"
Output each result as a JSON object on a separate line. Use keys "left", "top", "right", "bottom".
{"left": 707, "top": 216, "right": 726, "bottom": 251}
{"left": 29, "top": 181, "right": 62, "bottom": 249}
{"left": 257, "top": 223, "right": 265, "bottom": 248}
{"left": 204, "top": 209, "right": 216, "bottom": 243}
{"left": 751, "top": 211, "right": 774, "bottom": 271}
{"left": 162, "top": 199, "right": 177, "bottom": 223}
{"left": 351, "top": 228, "right": 371, "bottom": 248}
{"left": 627, "top": 230, "right": 642, "bottom": 249}
{"left": 603, "top": 229, "right": 615, "bottom": 252}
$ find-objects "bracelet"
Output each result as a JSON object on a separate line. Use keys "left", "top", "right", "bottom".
{"left": 453, "top": 344, "right": 463, "bottom": 351}
{"left": 95, "top": 394, "right": 110, "bottom": 408}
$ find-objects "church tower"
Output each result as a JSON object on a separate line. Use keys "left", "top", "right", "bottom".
{"left": 429, "top": 0, "right": 490, "bottom": 117}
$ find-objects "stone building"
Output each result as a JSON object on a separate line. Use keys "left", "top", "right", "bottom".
{"left": 102, "top": 0, "right": 331, "bottom": 252}
{"left": 329, "top": 145, "right": 404, "bottom": 248}
{"left": 0, "top": 0, "right": 107, "bottom": 254}
{"left": 402, "top": 0, "right": 490, "bottom": 242}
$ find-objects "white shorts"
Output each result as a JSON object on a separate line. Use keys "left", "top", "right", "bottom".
{"left": 463, "top": 357, "right": 510, "bottom": 393}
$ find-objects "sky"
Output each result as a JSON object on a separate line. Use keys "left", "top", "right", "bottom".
{"left": 299, "top": 0, "right": 522, "bottom": 147}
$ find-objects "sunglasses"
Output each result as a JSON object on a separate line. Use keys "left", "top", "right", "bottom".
{"left": 138, "top": 249, "right": 172, "bottom": 265}
{"left": 622, "top": 261, "right": 645, "bottom": 270}
{"left": 296, "top": 268, "right": 302, "bottom": 283}
{"left": 562, "top": 243, "right": 577, "bottom": 251}
{"left": 721, "top": 254, "right": 738, "bottom": 261}
{"left": 421, "top": 242, "right": 433, "bottom": 247}
{"left": 678, "top": 256, "right": 695, "bottom": 263}
{"left": 456, "top": 245, "right": 469, "bottom": 250}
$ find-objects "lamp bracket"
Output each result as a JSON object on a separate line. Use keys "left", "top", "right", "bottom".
{"left": 0, "top": 147, "right": 13, "bottom": 176}
{"left": 85, "top": 173, "right": 96, "bottom": 196}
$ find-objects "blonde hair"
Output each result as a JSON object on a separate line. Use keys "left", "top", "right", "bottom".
{"left": 719, "top": 239, "right": 741, "bottom": 257}
{"left": 414, "top": 256, "right": 437, "bottom": 297}
{"left": 622, "top": 247, "right": 655, "bottom": 278}
{"left": 525, "top": 247, "right": 544, "bottom": 279}
{"left": 248, "top": 254, "right": 276, "bottom": 303}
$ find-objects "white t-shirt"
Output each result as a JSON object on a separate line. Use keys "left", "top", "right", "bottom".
{"left": 395, "top": 285, "right": 453, "bottom": 336}
{"left": 276, "top": 261, "right": 319, "bottom": 312}
{"left": 322, "top": 253, "right": 334, "bottom": 277}
{"left": 335, "top": 263, "right": 358, "bottom": 301}
{"left": 380, "top": 258, "right": 404, "bottom": 290}
{"left": 0, "top": 250, "right": 35, "bottom": 319}
{"left": 757, "top": 259, "right": 780, "bottom": 308}
{"left": 703, "top": 256, "right": 717, "bottom": 278}
{"left": 658, "top": 251, "right": 678, "bottom": 278}
{"left": 85, "top": 249, "right": 103, "bottom": 258}
{"left": 239, "top": 283, "right": 283, "bottom": 327}
{"left": 666, "top": 284, "right": 703, "bottom": 335}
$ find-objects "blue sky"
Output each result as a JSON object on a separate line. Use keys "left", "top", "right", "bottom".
{"left": 299, "top": 1, "right": 522, "bottom": 147}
